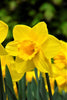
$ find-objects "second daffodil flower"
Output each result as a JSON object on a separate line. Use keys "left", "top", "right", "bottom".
{"left": 6, "top": 22, "right": 62, "bottom": 81}
{"left": 0, "top": 20, "right": 8, "bottom": 55}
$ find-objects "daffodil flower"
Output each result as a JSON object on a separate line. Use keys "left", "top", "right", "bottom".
{"left": 52, "top": 41, "right": 67, "bottom": 77}
{"left": 0, "top": 20, "right": 8, "bottom": 55}
{"left": 51, "top": 41, "right": 67, "bottom": 92}
{"left": 6, "top": 22, "right": 62, "bottom": 81}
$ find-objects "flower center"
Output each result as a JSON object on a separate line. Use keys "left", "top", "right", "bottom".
{"left": 18, "top": 40, "right": 39, "bottom": 60}
{"left": 22, "top": 40, "right": 35, "bottom": 55}
{"left": 54, "top": 52, "right": 67, "bottom": 69}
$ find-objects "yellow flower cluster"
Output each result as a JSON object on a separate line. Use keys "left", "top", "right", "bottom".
{"left": 0, "top": 20, "right": 67, "bottom": 92}
{"left": 51, "top": 41, "right": 67, "bottom": 92}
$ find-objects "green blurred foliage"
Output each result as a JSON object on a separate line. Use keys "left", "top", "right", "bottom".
{"left": 0, "top": 0, "right": 67, "bottom": 45}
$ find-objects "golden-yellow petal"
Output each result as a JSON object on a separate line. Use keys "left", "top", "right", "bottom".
{"left": 42, "top": 35, "right": 62, "bottom": 59}
{"left": 1, "top": 55, "right": 14, "bottom": 77}
{"left": 6, "top": 41, "right": 18, "bottom": 56}
{"left": 33, "top": 51, "right": 52, "bottom": 76}
{"left": 9, "top": 60, "right": 35, "bottom": 81}
{"left": 32, "top": 22, "right": 48, "bottom": 45}
{"left": 26, "top": 71, "right": 36, "bottom": 82}
{"left": 0, "top": 44, "right": 7, "bottom": 55}
{"left": 51, "top": 64, "right": 62, "bottom": 77}
{"left": 15, "top": 58, "right": 35, "bottom": 73}
{"left": 56, "top": 76, "right": 66, "bottom": 86}
{"left": 13, "top": 22, "right": 48, "bottom": 45}
{"left": 13, "top": 25, "right": 31, "bottom": 41}
{"left": 1, "top": 55, "right": 14, "bottom": 67}
{"left": 0, "top": 20, "right": 8, "bottom": 43}
{"left": 9, "top": 63, "right": 24, "bottom": 81}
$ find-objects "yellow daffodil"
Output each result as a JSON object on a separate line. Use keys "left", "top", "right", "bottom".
{"left": 54, "top": 41, "right": 67, "bottom": 70}
{"left": 51, "top": 41, "right": 67, "bottom": 92}
{"left": 52, "top": 41, "right": 67, "bottom": 77}
{"left": 6, "top": 22, "right": 62, "bottom": 81}
{"left": 0, "top": 20, "right": 8, "bottom": 55}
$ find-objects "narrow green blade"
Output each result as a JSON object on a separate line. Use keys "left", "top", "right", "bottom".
{"left": 40, "top": 73, "right": 48, "bottom": 100}
{"left": 53, "top": 87, "right": 62, "bottom": 100}
{"left": 0, "top": 61, "right": 4, "bottom": 100}
{"left": 31, "top": 78, "right": 37, "bottom": 100}
{"left": 4, "top": 65, "right": 17, "bottom": 100}
{"left": 27, "top": 82, "right": 32, "bottom": 100}
{"left": 18, "top": 74, "right": 26, "bottom": 100}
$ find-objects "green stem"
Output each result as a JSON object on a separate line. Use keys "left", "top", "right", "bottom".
{"left": 45, "top": 73, "right": 53, "bottom": 100}
{"left": 0, "top": 62, "right": 4, "bottom": 100}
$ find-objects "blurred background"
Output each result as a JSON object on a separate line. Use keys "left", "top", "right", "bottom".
{"left": 0, "top": 0, "right": 67, "bottom": 46}
{"left": 0, "top": 1, "right": 67, "bottom": 100}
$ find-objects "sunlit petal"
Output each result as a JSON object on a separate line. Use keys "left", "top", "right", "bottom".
{"left": 33, "top": 51, "right": 52, "bottom": 76}
{"left": 42, "top": 35, "right": 62, "bottom": 59}
{"left": 9, "top": 63, "right": 24, "bottom": 81}
{"left": 13, "top": 25, "right": 31, "bottom": 41}
{"left": 6, "top": 41, "right": 18, "bottom": 56}
{"left": 9, "top": 59, "right": 35, "bottom": 81}
{"left": 15, "top": 57, "right": 35, "bottom": 73}
{"left": 0, "top": 44, "right": 7, "bottom": 55}
{"left": 31, "top": 22, "right": 48, "bottom": 45}
{"left": 0, "top": 20, "right": 8, "bottom": 43}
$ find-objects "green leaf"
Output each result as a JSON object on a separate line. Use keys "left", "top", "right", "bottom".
{"left": 53, "top": 80, "right": 63, "bottom": 100}
{"left": 34, "top": 68, "right": 38, "bottom": 82}
{"left": 27, "top": 82, "right": 32, "bottom": 100}
{"left": 18, "top": 73, "right": 26, "bottom": 100}
{"left": 62, "top": 91, "right": 67, "bottom": 100}
{"left": 4, "top": 65, "right": 17, "bottom": 100}
{"left": 45, "top": 73, "right": 53, "bottom": 100}
{"left": 31, "top": 78, "right": 37, "bottom": 100}
{"left": 64, "top": 93, "right": 67, "bottom": 100}
{"left": 53, "top": 87, "right": 62, "bottom": 100}
{"left": 40, "top": 74, "right": 48, "bottom": 100}
{"left": 36, "top": 79, "right": 42, "bottom": 100}
{"left": 34, "top": 68, "right": 41, "bottom": 100}
{"left": 54, "top": 80, "right": 58, "bottom": 90}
